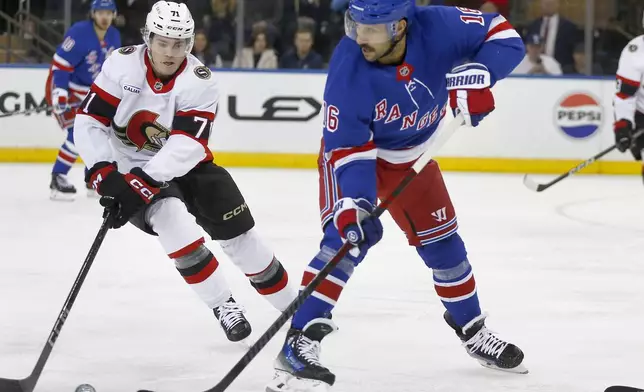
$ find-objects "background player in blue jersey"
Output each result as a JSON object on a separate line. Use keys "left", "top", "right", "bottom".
{"left": 45, "top": 0, "right": 121, "bottom": 200}
{"left": 267, "top": 1, "right": 525, "bottom": 390}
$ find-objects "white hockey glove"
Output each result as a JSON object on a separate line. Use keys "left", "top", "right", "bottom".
{"left": 446, "top": 63, "right": 495, "bottom": 127}
{"left": 51, "top": 87, "right": 70, "bottom": 115}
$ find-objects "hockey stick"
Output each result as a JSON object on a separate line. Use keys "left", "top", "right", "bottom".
{"left": 605, "top": 387, "right": 644, "bottom": 392}
{"left": 522, "top": 130, "right": 644, "bottom": 192}
{"left": 165, "top": 114, "right": 464, "bottom": 392}
{"left": 0, "top": 215, "right": 111, "bottom": 392}
{"left": 0, "top": 106, "right": 52, "bottom": 119}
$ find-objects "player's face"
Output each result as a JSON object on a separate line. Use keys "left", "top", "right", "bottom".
{"left": 354, "top": 24, "right": 394, "bottom": 62}
{"left": 345, "top": 12, "right": 402, "bottom": 62}
{"left": 149, "top": 35, "right": 189, "bottom": 76}
{"left": 92, "top": 10, "right": 114, "bottom": 30}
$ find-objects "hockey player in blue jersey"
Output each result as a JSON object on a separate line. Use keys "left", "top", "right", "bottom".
{"left": 267, "top": 1, "right": 525, "bottom": 391}
{"left": 46, "top": 0, "right": 121, "bottom": 200}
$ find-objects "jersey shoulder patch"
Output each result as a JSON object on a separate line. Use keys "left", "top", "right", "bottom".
{"left": 194, "top": 65, "right": 212, "bottom": 80}
{"left": 118, "top": 46, "right": 137, "bottom": 55}
{"left": 61, "top": 36, "right": 76, "bottom": 52}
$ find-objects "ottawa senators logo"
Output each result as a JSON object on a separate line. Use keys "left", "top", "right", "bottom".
{"left": 194, "top": 65, "right": 211, "bottom": 80}
{"left": 118, "top": 46, "right": 137, "bottom": 55}
{"left": 113, "top": 110, "right": 169, "bottom": 152}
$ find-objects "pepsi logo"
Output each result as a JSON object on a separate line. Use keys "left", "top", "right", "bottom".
{"left": 554, "top": 93, "right": 603, "bottom": 139}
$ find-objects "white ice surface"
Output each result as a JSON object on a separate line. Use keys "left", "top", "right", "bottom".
{"left": 1, "top": 164, "right": 643, "bottom": 392}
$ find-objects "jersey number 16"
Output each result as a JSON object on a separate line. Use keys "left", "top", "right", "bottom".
{"left": 456, "top": 7, "right": 485, "bottom": 26}
{"left": 323, "top": 101, "right": 340, "bottom": 132}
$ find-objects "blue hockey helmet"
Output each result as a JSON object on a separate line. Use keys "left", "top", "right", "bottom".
{"left": 345, "top": 0, "right": 413, "bottom": 44}
{"left": 91, "top": 0, "right": 117, "bottom": 12}
{"left": 348, "top": 0, "right": 414, "bottom": 25}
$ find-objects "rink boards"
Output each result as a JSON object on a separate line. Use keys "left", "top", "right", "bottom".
{"left": 0, "top": 65, "right": 638, "bottom": 174}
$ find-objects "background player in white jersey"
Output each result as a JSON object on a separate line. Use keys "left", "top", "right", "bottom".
{"left": 73, "top": 1, "right": 296, "bottom": 342}
{"left": 614, "top": 11, "right": 644, "bottom": 172}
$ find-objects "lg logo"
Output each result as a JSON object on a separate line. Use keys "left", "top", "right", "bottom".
{"left": 228, "top": 96, "right": 322, "bottom": 122}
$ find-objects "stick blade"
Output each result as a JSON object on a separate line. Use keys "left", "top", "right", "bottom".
{"left": 605, "top": 387, "right": 644, "bottom": 392}
{"left": 522, "top": 174, "right": 546, "bottom": 192}
{"left": 0, "top": 378, "right": 26, "bottom": 392}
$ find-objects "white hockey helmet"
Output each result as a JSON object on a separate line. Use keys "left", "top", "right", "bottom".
{"left": 143, "top": 1, "right": 195, "bottom": 55}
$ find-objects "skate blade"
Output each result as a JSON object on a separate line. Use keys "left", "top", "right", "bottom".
{"left": 478, "top": 359, "right": 529, "bottom": 374}
{"left": 266, "top": 370, "right": 332, "bottom": 392}
{"left": 50, "top": 189, "right": 76, "bottom": 201}
{"left": 239, "top": 335, "right": 256, "bottom": 348}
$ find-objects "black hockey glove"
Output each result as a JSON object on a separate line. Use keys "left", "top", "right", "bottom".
{"left": 614, "top": 119, "right": 644, "bottom": 160}
{"left": 615, "top": 119, "right": 634, "bottom": 153}
{"left": 86, "top": 163, "right": 164, "bottom": 228}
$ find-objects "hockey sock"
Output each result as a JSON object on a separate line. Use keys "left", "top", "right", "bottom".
{"left": 417, "top": 233, "right": 481, "bottom": 326}
{"left": 171, "top": 239, "right": 231, "bottom": 309}
{"left": 219, "top": 229, "right": 295, "bottom": 311}
{"left": 52, "top": 128, "right": 78, "bottom": 175}
{"left": 433, "top": 258, "right": 481, "bottom": 327}
{"left": 291, "top": 246, "right": 355, "bottom": 330}
{"left": 245, "top": 257, "right": 292, "bottom": 311}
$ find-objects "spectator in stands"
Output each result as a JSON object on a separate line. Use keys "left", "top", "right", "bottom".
{"left": 562, "top": 42, "right": 604, "bottom": 76}
{"left": 115, "top": 0, "right": 154, "bottom": 46}
{"left": 511, "top": 34, "right": 562, "bottom": 76}
{"left": 593, "top": 14, "right": 632, "bottom": 75}
{"left": 206, "top": 0, "right": 237, "bottom": 62}
{"left": 280, "top": 27, "right": 324, "bottom": 69}
{"left": 526, "top": 0, "right": 580, "bottom": 73}
{"left": 232, "top": 28, "right": 277, "bottom": 69}
{"left": 282, "top": 0, "right": 335, "bottom": 62}
{"left": 479, "top": 0, "right": 509, "bottom": 17}
{"left": 185, "top": 0, "right": 216, "bottom": 29}
{"left": 479, "top": 1, "right": 498, "bottom": 13}
{"left": 192, "top": 29, "right": 223, "bottom": 68}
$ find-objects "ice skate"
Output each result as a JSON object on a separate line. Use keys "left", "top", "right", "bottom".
{"left": 213, "top": 297, "right": 251, "bottom": 342}
{"left": 49, "top": 173, "right": 76, "bottom": 201}
{"left": 445, "top": 311, "right": 527, "bottom": 374}
{"left": 266, "top": 318, "right": 338, "bottom": 392}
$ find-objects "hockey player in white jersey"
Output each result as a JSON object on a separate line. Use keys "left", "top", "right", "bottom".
{"left": 73, "top": 1, "right": 296, "bottom": 342}
{"left": 614, "top": 11, "right": 644, "bottom": 173}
